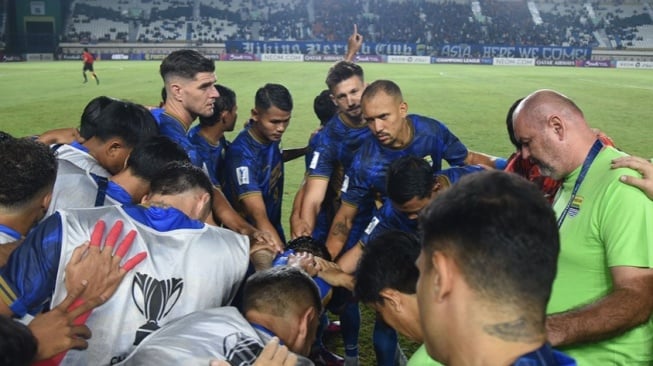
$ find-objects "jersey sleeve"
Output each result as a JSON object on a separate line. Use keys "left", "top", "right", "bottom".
{"left": 225, "top": 143, "right": 262, "bottom": 198}
{"left": 306, "top": 132, "right": 337, "bottom": 180}
{"left": 436, "top": 122, "right": 469, "bottom": 167}
{"left": 0, "top": 213, "right": 63, "bottom": 317}
{"left": 340, "top": 153, "right": 372, "bottom": 209}
{"left": 600, "top": 174, "right": 653, "bottom": 268}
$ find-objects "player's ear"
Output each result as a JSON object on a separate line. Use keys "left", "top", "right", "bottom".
{"left": 399, "top": 101, "right": 408, "bottom": 118}
{"left": 170, "top": 82, "right": 183, "bottom": 102}
{"left": 379, "top": 288, "right": 402, "bottom": 313}
{"left": 192, "top": 191, "right": 211, "bottom": 221}
{"left": 432, "top": 251, "right": 453, "bottom": 303}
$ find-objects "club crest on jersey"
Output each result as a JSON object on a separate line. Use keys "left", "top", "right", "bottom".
{"left": 422, "top": 155, "right": 433, "bottom": 167}
{"left": 568, "top": 196, "right": 583, "bottom": 217}
{"left": 237, "top": 166, "right": 250, "bottom": 185}
{"left": 132, "top": 273, "right": 184, "bottom": 345}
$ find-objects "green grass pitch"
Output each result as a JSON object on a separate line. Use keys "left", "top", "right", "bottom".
{"left": 0, "top": 60, "right": 651, "bottom": 363}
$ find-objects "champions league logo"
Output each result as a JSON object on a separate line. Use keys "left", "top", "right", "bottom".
{"left": 131, "top": 272, "right": 184, "bottom": 345}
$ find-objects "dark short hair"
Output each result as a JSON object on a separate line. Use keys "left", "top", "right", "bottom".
{"left": 506, "top": 98, "right": 524, "bottom": 150}
{"left": 243, "top": 266, "right": 322, "bottom": 316}
{"left": 313, "top": 89, "right": 337, "bottom": 125}
{"left": 88, "top": 100, "right": 159, "bottom": 148}
{"left": 387, "top": 155, "right": 433, "bottom": 205}
{"left": 255, "top": 83, "right": 293, "bottom": 113}
{"left": 361, "top": 79, "right": 403, "bottom": 104}
{"left": 287, "top": 236, "right": 330, "bottom": 260}
{"left": 0, "top": 138, "right": 57, "bottom": 209}
{"left": 198, "top": 84, "right": 237, "bottom": 127}
{"left": 325, "top": 61, "right": 364, "bottom": 92}
{"left": 79, "top": 96, "right": 117, "bottom": 140}
{"left": 355, "top": 231, "right": 421, "bottom": 305}
{"left": 419, "top": 170, "right": 559, "bottom": 312}
{"left": 159, "top": 49, "right": 215, "bottom": 82}
{"left": 0, "top": 131, "right": 14, "bottom": 142}
{"left": 0, "top": 315, "right": 37, "bottom": 366}
{"left": 149, "top": 161, "right": 213, "bottom": 200}
{"left": 127, "top": 136, "right": 190, "bottom": 182}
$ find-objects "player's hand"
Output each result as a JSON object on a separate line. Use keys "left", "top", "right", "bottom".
{"left": 611, "top": 156, "right": 653, "bottom": 200}
{"left": 64, "top": 219, "right": 147, "bottom": 303}
{"left": 209, "top": 337, "right": 297, "bottom": 366}
{"left": 315, "top": 257, "right": 353, "bottom": 290}
{"left": 290, "top": 218, "right": 312, "bottom": 240}
{"left": 36, "top": 127, "right": 84, "bottom": 145}
{"left": 288, "top": 252, "right": 318, "bottom": 277}
{"left": 28, "top": 282, "right": 101, "bottom": 360}
{"left": 249, "top": 229, "right": 284, "bottom": 254}
{"left": 345, "top": 24, "right": 363, "bottom": 62}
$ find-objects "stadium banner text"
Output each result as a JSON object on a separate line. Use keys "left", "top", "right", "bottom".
{"left": 436, "top": 44, "right": 591, "bottom": 61}
{"left": 226, "top": 41, "right": 419, "bottom": 56}
{"left": 616, "top": 60, "right": 653, "bottom": 69}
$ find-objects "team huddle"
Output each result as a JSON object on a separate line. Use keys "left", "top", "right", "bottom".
{"left": 2, "top": 28, "right": 653, "bottom": 366}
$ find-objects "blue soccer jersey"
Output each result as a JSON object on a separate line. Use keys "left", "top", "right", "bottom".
{"left": 342, "top": 114, "right": 469, "bottom": 209}
{"left": 359, "top": 198, "right": 418, "bottom": 248}
{"left": 154, "top": 112, "right": 203, "bottom": 167}
{"left": 187, "top": 125, "right": 228, "bottom": 188}
{"left": 223, "top": 125, "right": 285, "bottom": 242}
{"left": 306, "top": 114, "right": 375, "bottom": 250}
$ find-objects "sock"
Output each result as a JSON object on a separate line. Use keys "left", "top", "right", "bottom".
{"left": 373, "top": 317, "right": 399, "bottom": 366}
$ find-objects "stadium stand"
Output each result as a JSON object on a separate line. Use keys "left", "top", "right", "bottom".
{"left": 59, "top": 0, "right": 653, "bottom": 49}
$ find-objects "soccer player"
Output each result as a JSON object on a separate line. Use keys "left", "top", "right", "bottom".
{"left": 120, "top": 266, "right": 321, "bottom": 365}
{"left": 157, "top": 50, "right": 279, "bottom": 251}
{"left": 189, "top": 84, "right": 238, "bottom": 188}
{"left": 82, "top": 47, "right": 99, "bottom": 85}
{"left": 290, "top": 89, "right": 339, "bottom": 245}
{"left": 416, "top": 170, "right": 574, "bottom": 365}
{"left": 53, "top": 97, "right": 159, "bottom": 177}
{"left": 46, "top": 136, "right": 190, "bottom": 216}
{"left": 224, "top": 83, "right": 293, "bottom": 248}
{"left": 355, "top": 231, "right": 442, "bottom": 366}
{"left": 324, "top": 79, "right": 501, "bottom": 261}
{"left": 156, "top": 49, "right": 219, "bottom": 167}
{"left": 513, "top": 89, "right": 653, "bottom": 364}
{"left": 0, "top": 135, "right": 56, "bottom": 251}
{"left": 0, "top": 162, "right": 252, "bottom": 364}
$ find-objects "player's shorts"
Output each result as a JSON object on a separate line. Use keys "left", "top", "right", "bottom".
{"left": 83, "top": 62, "right": 94, "bottom": 72}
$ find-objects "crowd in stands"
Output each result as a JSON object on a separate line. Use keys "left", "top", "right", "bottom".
{"left": 61, "top": 0, "right": 653, "bottom": 49}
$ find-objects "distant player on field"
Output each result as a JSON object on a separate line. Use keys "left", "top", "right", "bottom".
{"left": 82, "top": 48, "right": 99, "bottom": 85}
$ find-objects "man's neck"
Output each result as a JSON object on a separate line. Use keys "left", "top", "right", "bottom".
{"left": 0, "top": 211, "right": 37, "bottom": 237}
{"left": 111, "top": 170, "right": 148, "bottom": 203}
{"left": 164, "top": 102, "right": 195, "bottom": 130}
{"left": 199, "top": 125, "right": 225, "bottom": 145}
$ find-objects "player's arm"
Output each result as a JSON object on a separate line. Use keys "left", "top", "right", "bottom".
{"left": 546, "top": 265, "right": 653, "bottom": 346}
{"left": 36, "top": 127, "right": 83, "bottom": 145}
{"left": 296, "top": 176, "right": 330, "bottom": 238}
{"left": 239, "top": 193, "right": 285, "bottom": 251}
{"left": 290, "top": 178, "right": 308, "bottom": 239}
{"left": 344, "top": 24, "right": 363, "bottom": 62}
{"left": 315, "top": 257, "right": 355, "bottom": 291}
{"left": 336, "top": 242, "right": 363, "bottom": 274}
{"left": 282, "top": 147, "right": 309, "bottom": 162}
{"left": 464, "top": 150, "right": 506, "bottom": 170}
{"left": 212, "top": 187, "right": 283, "bottom": 253}
{"left": 324, "top": 203, "right": 358, "bottom": 260}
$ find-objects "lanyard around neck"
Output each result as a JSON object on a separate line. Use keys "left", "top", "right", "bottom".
{"left": 556, "top": 139, "right": 603, "bottom": 228}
